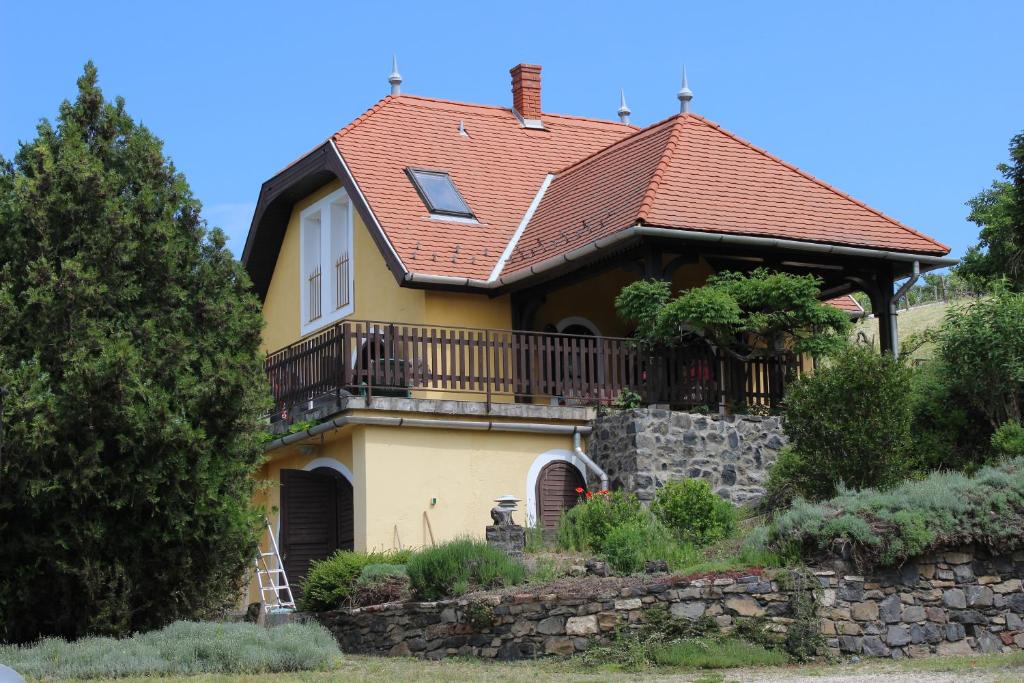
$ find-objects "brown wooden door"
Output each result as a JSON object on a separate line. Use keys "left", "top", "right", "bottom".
{"left": 535, "top": 461, "right": 586, "bottom": 530}
{"left": 280, "top": 468, "right": 354, "bottom": 594}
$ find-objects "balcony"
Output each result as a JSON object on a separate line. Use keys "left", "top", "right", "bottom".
{"left": 264, "top": 320, "right": 805, "bottom": 420}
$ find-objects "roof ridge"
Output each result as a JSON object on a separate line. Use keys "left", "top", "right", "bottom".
{"left": 384, "top": 93, "right": 634, "bottom": 130}
{"left": 550, "top": 113, "right": 681, "bottom": 177}
{"left": 332, "top": 95, "right": 396, "bottom": 141}
{"left": 637, "top": 115, "right": 687, "bottom": 223}
{"left": 683, "top": 114, "right": 951, "bottom": 254}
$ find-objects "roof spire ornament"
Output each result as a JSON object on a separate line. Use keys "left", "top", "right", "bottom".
{"left": 389, "top": 54, "right": 402, "bottom": 96}
{"left": 677, "top": 66, "right": 693, "bottom": 114}
{"left": 617, "top": 88, "right": 631, "bottom": 124}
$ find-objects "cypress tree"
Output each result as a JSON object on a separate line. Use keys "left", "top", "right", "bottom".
{"left": 0, "top": 63, "right": 268, "bottom": 641}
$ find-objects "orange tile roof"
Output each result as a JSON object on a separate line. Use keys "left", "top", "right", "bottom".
{"left": 506, "top": 114, "right": 949, "bottom": 274}
{"left": 827, "top": 294, "right": 866, "bottom": 316}
{"left": 331, "top": 95, "right": 634, "bottom": 280}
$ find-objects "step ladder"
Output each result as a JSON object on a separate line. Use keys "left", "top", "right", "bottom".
{"left": 255, "top": 517, "right": 296, "bottom": 614}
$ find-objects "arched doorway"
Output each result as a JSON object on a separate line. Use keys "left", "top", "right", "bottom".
{"left": 534, "top": 460, "right": 587, "bottom": 530}
{"left": 279, "top": 466, "right": 354, "bottom": 593}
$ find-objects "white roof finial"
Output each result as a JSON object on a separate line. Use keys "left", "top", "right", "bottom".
{"left": 677, "top": 66, "right": 693, "bottom": 114}
{"left": 617, "top": 88, "right": 631, "bottom": 124}
{"left": 389, "top": 54, "right": 402, "bottom": 96}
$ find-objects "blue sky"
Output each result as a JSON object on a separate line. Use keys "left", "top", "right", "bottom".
{"left": 2, "top": 1, "right": 1022, "bottom": 260}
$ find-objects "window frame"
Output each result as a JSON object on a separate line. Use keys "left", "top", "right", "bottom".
{"left": 299, "top": 188, "right": 355, "bottom": 336}
{"left": 405, "top": 167, "right": 475, "bottom": 219}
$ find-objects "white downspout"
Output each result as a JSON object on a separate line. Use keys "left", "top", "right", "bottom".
{"left": 573, "top": 430, "right": 609, "bottom": 491}
{"left": 890, "top": 260, "right": 920, "bottom": 359}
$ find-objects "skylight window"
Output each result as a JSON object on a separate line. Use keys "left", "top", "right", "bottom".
{"left": 407, "top": 168, "right": 474, "bottom": 218}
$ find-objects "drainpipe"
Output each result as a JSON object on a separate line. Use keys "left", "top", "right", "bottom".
{"left": 573, "top": 431, "right": 609, "bottom": 491}
{"left": 890, "top": 261, "right": 920, "bottom": 359}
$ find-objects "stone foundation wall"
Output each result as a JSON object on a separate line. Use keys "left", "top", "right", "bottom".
{"left": 318, "top": 547, "right": 1024, "bottom": 661}
{"left": 589, "top": 409, "right": 787, "bottom": 505}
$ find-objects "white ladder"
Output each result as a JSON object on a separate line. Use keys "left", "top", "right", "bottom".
{"left": 255, "top": 518, "right": 296, "bottom": 614}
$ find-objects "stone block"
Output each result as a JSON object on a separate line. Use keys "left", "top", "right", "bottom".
{"left": 536, "top": 616, "right": 564, "bottom": 635}
{"left": 614, "top": 598, "right": 642, "bottom": 611}
{"left": 565, "top": 616, "right": 598, "bottom": 636}
{"left": 905, "top": 644, "right": 932, "bottom": 658}
{"left": 839, "top": 621, "right": 862, "bottom": 636}
{"left": 945, "top": 623, "right": 966, "bottom": 641}
{"left": 943, "top": 589, "right": 966, "bottom": 609}
{"left": 950, "top": 610, "right": 988, "bottom": 625}
{"left": 994, "top": 579, "right": 1022, "bottom": 594}
{"left": 965, "top": 585, "right": 994, "bottom": 607}
{"left": 880, "top": 594, "right": 903, "bottom": 623}
{"left": 901, "top": 605, "right": 926, "bottom": 622}
{"left": 671, "top": 601, "right": 706, "bottom": 620}
{"left": 543, "top": 637, "right": 574, "bottom": 656}
{"left": 943, "top": 551, "right": 973, "bottom": 565}
{"left": 821, "top": 619, "right": 836, "bottom": 636}
{"left": 953, "top": 564, "right": 975, "bottom": 583}
{"left": 597, "top": 612, "right": 618, "bottom": 631}
{"left": 1009, "top": 594, "right": 1024, "bottom": 613}
{"left": 975, "top": 629, "right": 1003, "bottom": 653}
{"left": 724, "top": 597, "right": 765, "bottom": 617}
{"left": 838, "top": 635, "right": 863, "bottom": 653}
{"left": 937, "top": 639, "right": 974, "bottom": 656}
{"left": 851, "top": 601, "right": 879, "bottom": 621}
{"left": 886, "top": 625, "right": 912, "bottom": 646}
{"left": 861, "top": 635, "right": 890, "bottom": 657}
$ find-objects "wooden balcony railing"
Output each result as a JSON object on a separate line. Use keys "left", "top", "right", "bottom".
{"left": 264, "top": 320, "right": 804, "bottom": 419}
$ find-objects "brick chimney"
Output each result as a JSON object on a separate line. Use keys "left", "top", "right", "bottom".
{"left": 510, "top": 64, "right": 542, "bottom": 120}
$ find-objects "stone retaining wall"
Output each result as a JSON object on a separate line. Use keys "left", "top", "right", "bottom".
{"left": 589, "top": 409, "right": 787, "bottom": 505}
{"left": 318, "top": 546, "right": 1024, "bottom": 661}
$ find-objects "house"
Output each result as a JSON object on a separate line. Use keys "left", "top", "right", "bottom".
{"left": 240, "top": 62, "right": 953, "bottom": 594}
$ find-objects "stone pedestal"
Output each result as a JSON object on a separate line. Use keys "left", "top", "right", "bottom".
{"left": 486, "top": 524, "right": 525, "bottom": 560}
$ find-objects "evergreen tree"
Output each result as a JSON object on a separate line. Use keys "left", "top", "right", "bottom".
{"left": 0, "top": 63, "right": 268, "bottom": 641}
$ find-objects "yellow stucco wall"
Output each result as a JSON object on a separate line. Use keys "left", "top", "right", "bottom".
{"left": 356, "top": 425, "right": 573, "bottom": 552}
{"left": 246, "top": 421, "right": 581, "bottom": 603}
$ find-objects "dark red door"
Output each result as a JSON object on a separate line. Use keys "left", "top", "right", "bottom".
{"left": 535, "top": 461, "right": 586, "bottom": 530}
{"left": 280, "top": 468, "right": 354, "bottom": 594}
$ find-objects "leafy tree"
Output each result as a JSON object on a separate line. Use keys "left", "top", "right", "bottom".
{"left": 956, "top": 132, "right": 1024, "bottom": 290}
{"left": 0, "top": 64, "right": 268, "bottom": 641}
{"left": 934, "top": 291, "right": 1024, "bottom": 429}
{"left": 615, "top": 269, "right": 850, "bottom": 361}
{"left": 765, "top": 346, "right": 914, "bottom": 504}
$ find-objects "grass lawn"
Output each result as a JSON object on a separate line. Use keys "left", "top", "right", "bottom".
{"left": 24, "top": 650, "right": 1024, "bottom": 683}
{"left": 852, "top": 300, "right": 955, "bottom": 361}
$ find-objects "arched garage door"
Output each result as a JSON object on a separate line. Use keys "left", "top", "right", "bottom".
{"left": 280, "top": 467, "right": 354, "bottom": 594}
{"left": 535, "top": 460, "right": 586, "bottom": 530}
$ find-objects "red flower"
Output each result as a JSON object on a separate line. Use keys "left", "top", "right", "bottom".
{"left": 598, "top": 489, "right": 609, "bottom": 495}
{"left": 585, "top": 491, "right": 593, "bottom": 499}
{"left": 575, "top": 487, "right": 584, "bottom": 494}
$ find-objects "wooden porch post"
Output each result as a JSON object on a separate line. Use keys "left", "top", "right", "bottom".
{"left": 869, "top": 268, "right": 896, "bottom": 356}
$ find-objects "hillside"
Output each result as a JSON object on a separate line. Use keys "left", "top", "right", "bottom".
{"left": 852, "top": 300, "right": 956, "bottom": 361}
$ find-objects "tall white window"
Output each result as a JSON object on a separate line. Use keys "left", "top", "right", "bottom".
{"left": 299, "top": 189, "right": 354, "bottom": 335}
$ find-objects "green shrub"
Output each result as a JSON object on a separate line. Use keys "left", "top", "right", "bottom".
{"left": 765, "top": 457, "right": 1024, "bottom": 569}
{"left": 300, "top": 550, "right": 411, "bottom": 611}
{"left": 556, "top": 491, "right": 646, "bottom": 552}
{"left": 612, "top": 388, "right": 643, "bottom": 410}
{"left": 762, "top": 447, "right": 816, "bottom": 510}
{"left": 356, "top": 563, "right": 407, "bottom": 586}
{"left": 777, "top": 345, "right": 914, "bottom": 502}
{"left": 908, "top": 359, "right": 994, "bottom": 472}
{"left": 601, "top": 519, "right": 684, "bottom": 574}
{"left": 0, "top": 621, "right": 339, "bottom": 678}
{"left": 993, "top": 421, "right": 1024, "bottom": 458}
{"left": 405, "top": 538, "right": 525, "bottom": 600}
{"left": 651, "top": 479, "right": 737, "bottom": 546}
